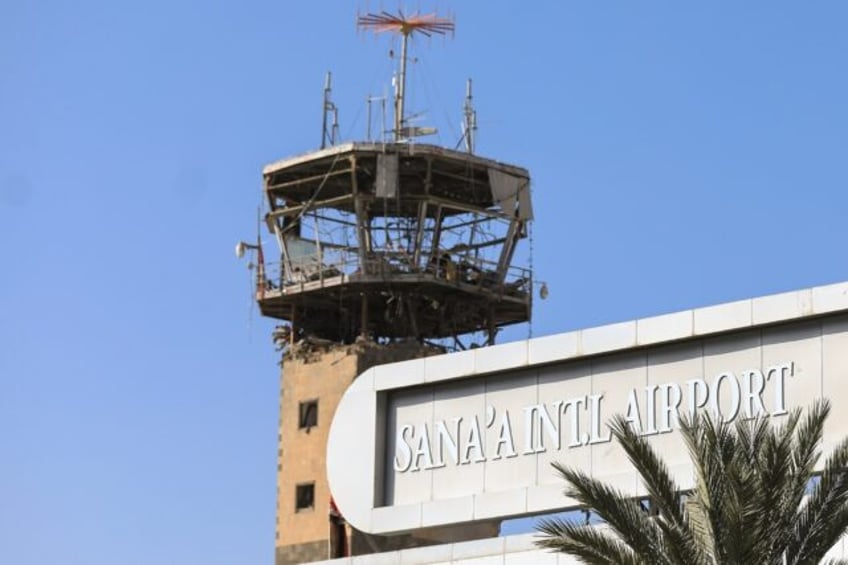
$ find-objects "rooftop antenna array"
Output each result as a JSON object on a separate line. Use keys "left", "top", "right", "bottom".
{"left": 357, "top": 10, "right": 455, "bottom": 141}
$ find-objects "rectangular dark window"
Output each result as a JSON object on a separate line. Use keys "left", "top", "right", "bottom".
{"left": 299, "top": 400, "right": 318, "bottom": 429}
{"left": 295, "top": 483, "right": 315, "bottom": 512}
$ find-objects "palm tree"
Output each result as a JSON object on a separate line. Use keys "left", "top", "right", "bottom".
{"left": 536, "top": 400, "right": 848, "bottom": 565}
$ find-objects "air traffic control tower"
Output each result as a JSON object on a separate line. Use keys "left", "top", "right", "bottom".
{"left": 238, "top": 12, "right": 534, "bottom": 564}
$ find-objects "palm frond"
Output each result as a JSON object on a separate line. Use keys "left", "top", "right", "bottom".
{"left": 552, "top": 463, "right": 671, "bottom": 565}
{"left": 762, "top": 401, "right": 829, "bottom": 564}
{"left": 788, "top": 433, "right": 848, "bottom": 564}
{"left": 680, "top": 411, "right": 743, "bottom": 563}
{"left": 608, "top": 414, "right": 708, "bottom": 565}
{"left": 536, "top": 518, "right": 641, "bottom": 565}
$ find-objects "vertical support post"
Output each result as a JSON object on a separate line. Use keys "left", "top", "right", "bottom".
{"left": 487, "top": 305, "right": 497, "bottom": 346}
{"left": 256, "top": 237, "right": 266, "bottom": 299}
{"left": 406, "top": 295, "right": 419, "bottom": 339}
{"left": 412, "top": 201, "right": 427, "bottom": 270}
{"left": 350, "top": 156, "right": 371, "bottom": 274}
{"left": 416, "top": 158, "right": 433, "bottom": 270}
{"left": 496, "top": 219, "right": 521, "bottom": 284}
{"left": 313, "top": 210, "right": 323, "bottom": 285}
{"left": 274, "top": 223, "right": 289, "bottom": 286}
{"left": 428, "top": 204, "right": 444, "bottom": 274}
{"left": 267, "top": 175, "right": 292, "bottom": 287}
{"left": 360, "top": 295, "right": 369, "bottom": 339}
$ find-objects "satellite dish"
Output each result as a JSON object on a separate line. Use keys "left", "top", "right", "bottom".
{"left": 235, "top": 241, "right": 246, "bottom": 259}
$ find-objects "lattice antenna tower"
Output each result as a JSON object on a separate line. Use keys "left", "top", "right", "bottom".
{"left": 357, "top": 10, "right": 455, "bottom": 141}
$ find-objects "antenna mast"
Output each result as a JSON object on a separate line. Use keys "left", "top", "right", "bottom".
{"left": 321, "top": 72, "right": 339, "bottom": 149}
{"left": 357, "top": 10, "right": 455, "bottom": 141}
{"left": 463, "top": 78, "right": 477, "bottom": 153}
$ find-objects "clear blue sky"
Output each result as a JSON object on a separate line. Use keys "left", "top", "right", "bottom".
{"left": 2, "top": 1, "right": 848, "bottom": 564}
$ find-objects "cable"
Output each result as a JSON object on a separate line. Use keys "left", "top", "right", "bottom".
{"left": 417, "top": 56, "right": 461, "bottom": 145}
{"left": 342, "top": 47, "right": 395, "bottom": 141}
{"left": 277, "top": 154, "right": 344, "bottom": 238}
{"left": 528, "top": 218, "right": 534, "bottom": 340}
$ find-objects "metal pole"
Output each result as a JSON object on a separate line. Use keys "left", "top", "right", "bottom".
{"left": 366, "top": 97, "right": 372, "bottom": 141}
{"left": 381, "top": 97, "right": 387, "bottom": 145}
{"left": 395, "top": 32, "right": 409, "bottom": 140}
{"left": 464, "top": 78, "right": 475, "bottom": 153}
{"left": 321, "top": 72, "right": 332, "bottom": 148}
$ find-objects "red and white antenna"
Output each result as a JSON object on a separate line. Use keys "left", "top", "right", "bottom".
{"left": 357, "top": 10, "right": 455, "bottom": 140}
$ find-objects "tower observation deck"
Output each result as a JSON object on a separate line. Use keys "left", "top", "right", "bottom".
{"left": 259, "top": 141, "right": 532, "bottom": 344}
{"left": 251, "top": 11, "right": 534, "bottom": 347}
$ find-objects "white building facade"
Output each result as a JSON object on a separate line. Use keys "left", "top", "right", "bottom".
{"left": 320, "top": 280, "right": 848, "bottom": 564}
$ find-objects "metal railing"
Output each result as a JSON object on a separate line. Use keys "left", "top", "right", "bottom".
{"left": 256, "top": 248, "right": 531, "bottom": 299}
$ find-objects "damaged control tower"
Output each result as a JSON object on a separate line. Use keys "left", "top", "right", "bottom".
{"left": 241, "top": 11, "right": 534, "bottom": 565}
